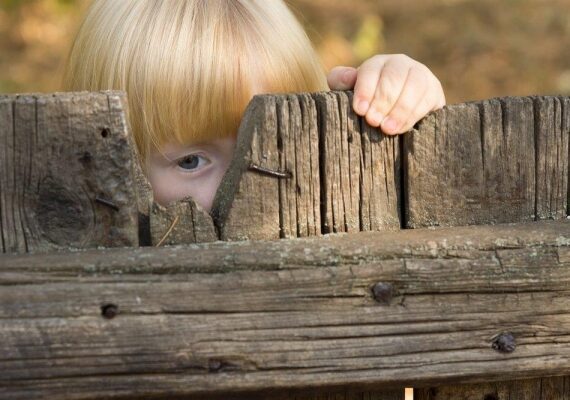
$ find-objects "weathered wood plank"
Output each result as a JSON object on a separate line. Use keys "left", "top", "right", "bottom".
{"left": 212, "top": 91, "right": 400, "bottom": 241}
{"left": 108, "top": 94, "right": 155, "bottom": 246}
{"left": 0, "top": 220, "right": 568, "bottom": 399}
{"left": 273, "top": 388, "right": 405, "bottom": 400}
{"left": 314, "top": 91, "right": 401, "bottom": 233}
{"left": 277, "top": 94, "right": 321, "bottom": 238}
{"left": 3, "top": 93, "right": 567, "bottom": 248}
{"left": 0, "top": 92, "right": 140, "bottom": 253}
{"left": 150, "top": 198, "right": 217, "bottom": 245}
{"left": 214, "top": 94, "right": 569, "bottom": 241}
{"left": 534, "top": 97, "right": 569, "bottom": 220}
{"left": 405, "top": 96, "right": 569, "bottom": 227}
{"left": 212, "top": 96, "right": 281, "bottom": 241}
{"left": 415, "top": 376, "right": 570, "bottom": 399}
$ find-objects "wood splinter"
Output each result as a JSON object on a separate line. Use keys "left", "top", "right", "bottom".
{"left": 154, "top": 215, "right": 180, "bottom": 247}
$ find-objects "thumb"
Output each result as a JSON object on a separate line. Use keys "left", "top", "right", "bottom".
{"left": 327, "top": 66, "right": 358, "bottom": 90}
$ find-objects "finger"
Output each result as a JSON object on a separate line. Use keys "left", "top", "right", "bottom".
{"left": 382, "top": 72, "right": 445, "bottom": 134}
{"left": 392, "top": 75, "right": 446, "bottom": 133}
{"left": 327, "top": 66, "right": 358, "bottom": 91}
{"left": 379, "top": 64, "right": 431, "bottom": 134}
{"left": 351, "top": 55, "right": 388, "bottom": 116}
{"left": 398, "top": 87, "right": 438, "bottom": 133}
{"left": 434, "top": 81, "right": 446, "bottom": 109}
{"left": 363, "top": 55, "right": 415, "bottom": 127}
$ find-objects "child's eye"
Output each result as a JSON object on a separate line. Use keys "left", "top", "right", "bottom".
{"left": 176, "top": 154, "right": 210, "bottom": 171}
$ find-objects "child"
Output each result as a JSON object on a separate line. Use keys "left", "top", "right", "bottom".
{"left": 63, "top": 0, "right": 445, "bottom": 212}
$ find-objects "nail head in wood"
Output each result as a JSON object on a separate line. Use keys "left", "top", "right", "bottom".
{"left": 372, "top": 282, "right": 393, "bottom": 305}
{"left": 101, "top": 303, "right": 118, "bottom": 319}
{"left": 492, "top": 332, "right": 516, "bottom": 353}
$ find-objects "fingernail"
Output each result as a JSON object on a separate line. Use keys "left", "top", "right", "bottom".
{"left": 382, "top": 117, "right": 398, "bottom": 133}
{"left": 356, "top": 100, "right": 369, "bottom": 114}
{"left": 369, "top": 109, "right": 384, "bottom": 126}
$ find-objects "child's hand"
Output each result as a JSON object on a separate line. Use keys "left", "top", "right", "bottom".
{"left": 327, "top": 54, "right": 446, "bottom": 135}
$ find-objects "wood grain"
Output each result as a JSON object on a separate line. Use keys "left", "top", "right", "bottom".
{"left": 277, "top": 94, "right": 321, "bottom": 238}
{"left": 150, "top": 198, "right": 217, "bottom": 245}
{"left": 534, "top": 97, "right": 569, "bottom": 220}
{"left": 404, "top": 96, "right": 569, "bottom": 227}
{"left": 211, "top": 95, "right": 281, "bottom": 241}
{"left": 415, "top": 376, "right": 570, "bottom": 400}
{"left": 0, "top": 92, "right": 139, "bottom": 253}
{"left": 314, "top": 91, "right": 401, "bottom": 233}
{"left": 211, "top": 91, "right": 401, "bottom": 241}
{"left": 0, "top": 220, "right": 568, "bottom": 399}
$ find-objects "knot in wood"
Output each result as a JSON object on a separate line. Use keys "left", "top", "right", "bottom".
{"left": 492, "top": 332, "right": 516, "bottom": 353}
{"left": 101, "top": 303, "right": 118, "bottom": 319}
{"left": 208, "top": 359, "right": 223, "bottom": 373}
{"left": 371, "top": 282, "right": 393, "bottom": 305}
{"left": 79, "top": 151, "right": 92, "bottom": 164}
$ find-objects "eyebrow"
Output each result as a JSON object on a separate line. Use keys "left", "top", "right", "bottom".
{"left": 161, "top": 145, "right": 212, "bottom": 161}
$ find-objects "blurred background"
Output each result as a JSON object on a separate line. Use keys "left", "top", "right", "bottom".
{"left": 0, "top": 0, "right": 569, "bottom": 104}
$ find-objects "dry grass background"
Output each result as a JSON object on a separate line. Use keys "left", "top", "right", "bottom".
{"left": 1, "top": 0, "right": 569, "bottom": 104}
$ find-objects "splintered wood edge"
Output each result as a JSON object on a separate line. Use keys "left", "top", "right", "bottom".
{"left": 210, "top": 95, "right": 269, "bottom": 234}
{"left": 150, "top": 197, "right": 217, "bottom": 245}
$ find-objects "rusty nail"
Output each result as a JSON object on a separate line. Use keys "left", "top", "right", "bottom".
{"left": 96, "top": 196, "right": 120, "bottom": 211}
{"left": 101, "top": 303, "right": 118, "bottom": 319}
{"left": 372, "top": 282, "right": 393, "bottom": 305}
{"left": 248, "top": 163, "right": 292, "bottom": 179}
{"left": 492, "top": 332, "right": 516, "bottom": 353}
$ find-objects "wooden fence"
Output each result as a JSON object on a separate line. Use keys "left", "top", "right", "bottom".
{"left": 0, "top": 91, "right": 568, "bottom": 399}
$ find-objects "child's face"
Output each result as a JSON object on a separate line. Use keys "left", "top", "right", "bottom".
{"left": 147, "top": 137, "right": 237, "bottom": 212}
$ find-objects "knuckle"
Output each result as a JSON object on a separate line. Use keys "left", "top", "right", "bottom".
{"left": 371, "top": 100, "right": 388, "bottom": 116}
{"left": 395, "top": 53, "right": 411, "bottom": 62}
{"left": 371, "top": 54, "right": 386, "bottom": 63}
{"left": 372, "top": 93, "right": 394, "bottom": 115}
{"left": 377, "top": 72, "right": 400, "bottom": 98}
{"left": 388, "top": 106, "right": 414, "bottom": 127}
{"left": 365, "top": 112, "right": 381, "bottom": 127}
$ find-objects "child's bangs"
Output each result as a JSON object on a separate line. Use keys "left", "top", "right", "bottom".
{"left": 64, "top": 1, "right": 329, "bottom": 160}
{"left": 139, "top": 0, "right": 328, "bottom": 153}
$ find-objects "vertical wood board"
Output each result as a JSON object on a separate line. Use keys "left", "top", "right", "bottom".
{"left": 0, "top": 92, "right": 139, "bottom": 253}
{"left": 415, "top": 376, "right": 570, "bottom": 400}
{"left": 405, "top": 96, "right": 568, "bottom": 227}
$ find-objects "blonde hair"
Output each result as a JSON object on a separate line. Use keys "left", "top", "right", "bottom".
{"left": 62, "top": 0, "right": 328, "bottom": 162}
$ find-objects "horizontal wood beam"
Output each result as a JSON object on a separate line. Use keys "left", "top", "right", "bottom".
{"left": 0, "top": 220, "right": 568, "bottom": 399}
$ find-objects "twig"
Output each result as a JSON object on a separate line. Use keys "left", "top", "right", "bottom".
{"left": 155, "top": 215, "right": 180, "bottom": 247}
